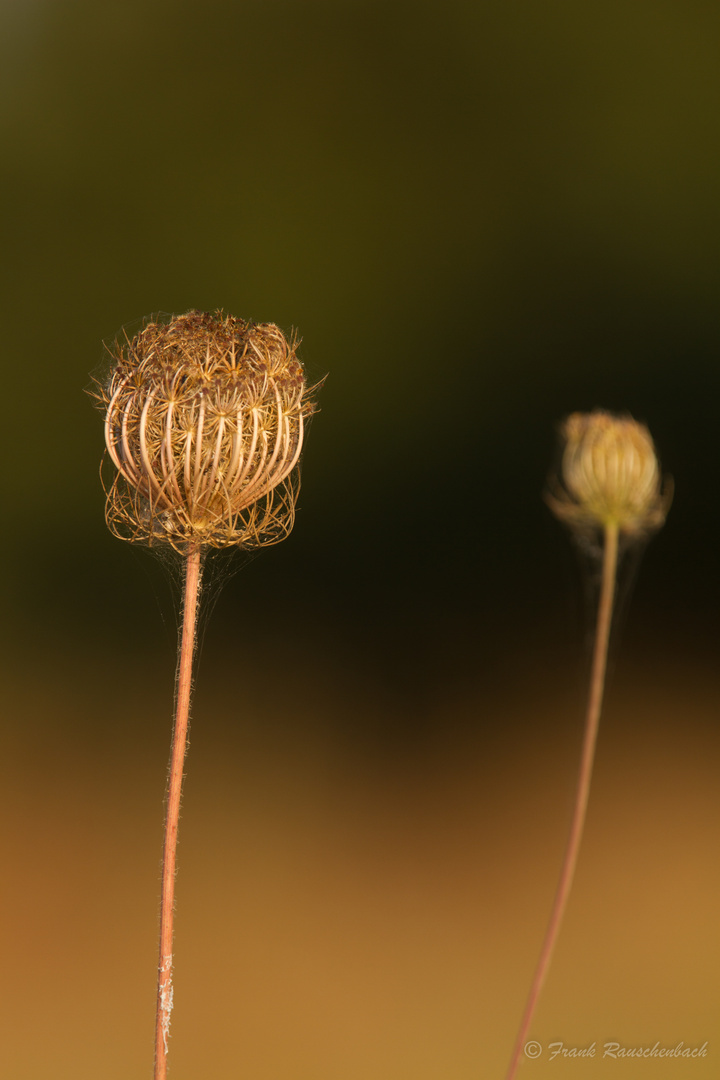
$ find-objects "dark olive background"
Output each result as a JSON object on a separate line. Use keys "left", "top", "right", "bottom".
{"left": 1, "top": 2, "right": 718, "bottom": 1077}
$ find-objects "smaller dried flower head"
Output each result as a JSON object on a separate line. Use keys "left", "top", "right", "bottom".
{"left": 547, "top": 410, "right": 671, "bottom": 538}
{"left": 94, "top": 310, "right": 318, "bottom": 553}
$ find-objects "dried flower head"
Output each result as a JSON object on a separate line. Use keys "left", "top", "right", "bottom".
{"left": 94, "top": 310, "right": 318, "bottom": 553}
{"left": 547, "top": 410, "right": 672, "bottom": 538}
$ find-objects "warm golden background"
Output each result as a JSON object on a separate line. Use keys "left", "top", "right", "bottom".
{"left": 1, "top": 1, "right": 718, "bottom": 1077}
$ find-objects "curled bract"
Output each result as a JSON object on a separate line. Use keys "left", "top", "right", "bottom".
{"left": 94, "top": 310, "right": 318, "bottom": 553}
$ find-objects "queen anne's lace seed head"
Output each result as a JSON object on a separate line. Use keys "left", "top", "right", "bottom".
{"left": 547, "top": 410, "right": 672, "bottom": 538}
{"left": 93, "top": 310, "right": 318, "bottom": 553}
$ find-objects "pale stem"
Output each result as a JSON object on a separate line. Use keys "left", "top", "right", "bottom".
{"left": 505, "top": 520, "right": 620, "bottom": 1080}
{"left": 225, "top": 412, "right": 244, "bottom": 485}
{"left": 234, "top": 428, "right": 269, "bottom": 504}
{"left": 163, "top": 401, "right": 185, "bottom": 506}
{"left": 103, "top": 381, "right": 130, "bottom": 475}
{"left": 139, "top": 390, "right": 162, "bottom": 498}
{"left": 229, "top": 408, "right": 260, "bottom": 495}
{"left": 154, "top": 545, "right": 203, "bottom": 1080}
{"left": 198, "top": 416, "right": 227, "bottom": 512}
{"left": 192, "top": 396, "right": 208, "bottom": 500}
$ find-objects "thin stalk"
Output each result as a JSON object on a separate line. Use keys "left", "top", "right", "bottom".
{"left": 505, "top": 521, "right": 619, "bottom": 1080}
{"left": 154, "top": 544, "right": 203, "bottom": 1080}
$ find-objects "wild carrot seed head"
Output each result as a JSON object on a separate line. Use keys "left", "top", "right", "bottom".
{"left": 94, "top": 310, "right": 318, "bottom": 553}
{"left": 547, "top": 410, "right": 672, "bottom": 538}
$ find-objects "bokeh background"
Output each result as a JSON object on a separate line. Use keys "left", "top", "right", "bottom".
{"left": 1, "top": 1, "right": 718, "bottom": 1077}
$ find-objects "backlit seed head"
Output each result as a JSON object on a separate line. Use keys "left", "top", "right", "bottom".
{"left": 92, "top": 310, "right": 319, "bottom": 553}
{"left": 547, "top": 410, "right": 672, "bottom": 538}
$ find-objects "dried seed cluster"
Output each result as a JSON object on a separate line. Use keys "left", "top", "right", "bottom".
{"left": 96, "top": 310, "right": 317, "bottom": 553}
{"left": 547, "top": 410, "right": 671, "bottom": 538}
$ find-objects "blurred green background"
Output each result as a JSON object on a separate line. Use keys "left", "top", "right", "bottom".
{"left": 1, "top": 1, "right": 718, "bottom": 1077}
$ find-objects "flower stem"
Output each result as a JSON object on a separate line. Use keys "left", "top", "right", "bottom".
{"left": 505, "top": 521, "right": 619, "bottom": 1080}
{"left": 154, "top": 545, "right": 203, "bottom": 1080}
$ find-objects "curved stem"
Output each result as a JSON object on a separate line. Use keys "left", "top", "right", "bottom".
{"left": 505, "top": 521, "right": 619, "bottom": 1080}
{"left": 154, "top": 545, "right": 203, "bottom": 1080}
